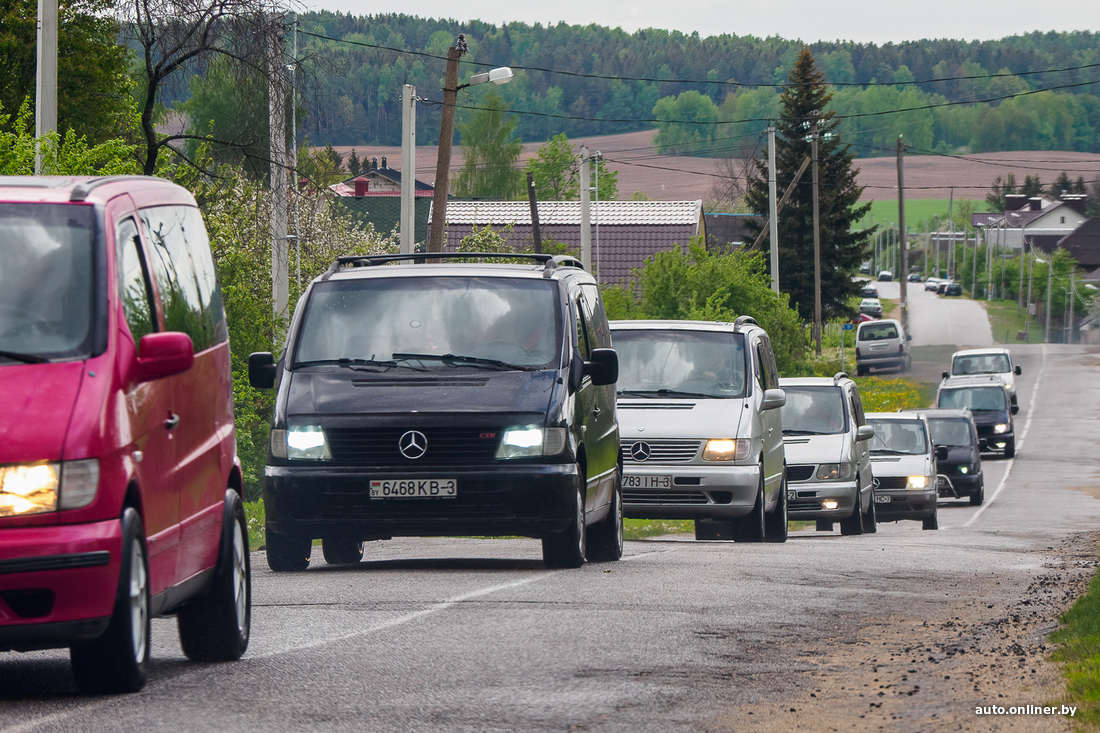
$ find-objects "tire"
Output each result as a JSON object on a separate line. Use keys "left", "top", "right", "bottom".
{"left": 815, "top": 520, "right": 834, "bottom": 532}
{"left": 70, "top": 508, "right": 150, "bottom": 694}
{"left": 1003, "top": 438, "right": 1016, "bottom": 459}
{"left": 543, "top": 480, "right": 586, "bottom": 569}
{"left": 839, "top": 500, "right": 864, "bottom": 536}
{"left": 862, "top": 486, "right": 878, "bottom": 534}
{"left": 969, "top": 480, "right": 985, "bottom": 506}
{"left": 764, "top": 469, "right": 788, "bottom": 543}
{"left": 856, "top": 365, "right": 867, "bottom": 377}
{"left": 266, "top": 528, "right": 311, "bottom": 572}
{"left": 587, "top": 471, "right": 624, "bottom": 562}
{"left": 731, "top": 469, "right": 766, "bottom": 543}
{"left": 922, "top": 506, "right": 939, "bottom": 530}
{"left": 322, "top": 538, "right": 365, "bottom": 565}
{"left": 178, "top": 492, "right": 251, "bottom": 662}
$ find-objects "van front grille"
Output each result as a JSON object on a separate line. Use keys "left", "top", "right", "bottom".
{"left": 325, "top": 427, "right": 501, "bottom": 466}
{"left": 787, "top": 465, "right": 816, "bottom": 482}
{"left": 620, "top": 439, "right": 701, "bottom": 463}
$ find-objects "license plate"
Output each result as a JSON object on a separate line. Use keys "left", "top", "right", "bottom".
{"left": 874, "top": 494, "right": 891, "bottom": 504}
{"left": 370, "top": 478, "right": 457, "bottom": 499}
{"left": 623, "top": 475, "right": 672, "bottom": 489}
{"left": 787, "top": 490, "right": 797, "bottom": 501}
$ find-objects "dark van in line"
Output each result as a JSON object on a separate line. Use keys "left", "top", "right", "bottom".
{"left": 250, "top": 254, "right": 622, "bottom": 570}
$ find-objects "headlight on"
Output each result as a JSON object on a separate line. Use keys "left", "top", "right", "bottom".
{"left": 287, "top": 426, "right": 331, "bottom": 460}
{"left": 906, "top": 475, "right": 928, "bottom": 490}
{"left": 816, "top": 463, "right": 853, "bottom": 481}
{"left": 0, "top": 462, "right": 59, "bottom": 517}
{"left": 702, "top": 438, "right": 751, "bottom": 462}
{"left": 496, "top": 426, "right": 568, "bottom": 459}
{"left": 994, "top": 424, "right": 1008, "bottom": 434}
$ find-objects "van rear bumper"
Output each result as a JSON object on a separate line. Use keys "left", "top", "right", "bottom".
{"left": 263, "top": 463, "right": 583, "bottom": 540}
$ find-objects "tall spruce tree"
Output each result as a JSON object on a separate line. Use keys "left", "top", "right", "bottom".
{"left": 744, "top": 47, "right": 872, "bottom": 323}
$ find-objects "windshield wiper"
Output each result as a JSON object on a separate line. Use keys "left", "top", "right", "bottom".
{"left": 783, "top": 429, "right": 830, "bottom": 435}
{"left": 391, "top": 352, "right": 535, "bottom": 371}
{"left": 294, "top": 357, "right": 424, "bottom": 372}
{"left": 871, "top": 448, "right": 913, "bottom": 455}
{"left": 617, "top": 388, "right": 713, "bottom": 398}
{"left": 0, "top": 349, "right": 48, "bottom": 364}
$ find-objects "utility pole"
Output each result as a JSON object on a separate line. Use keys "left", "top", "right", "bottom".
{"left": 972, "top": 228, "right": 979, "bottom": 296}
{"left": 810, "top": 112, "right": 822, "bottom": 356}
{"left": 897, "top": 136, "right": 908, "bottom": 333}
{"left": 428, "top": 35, "right": 467, "bottom": 253}
{"left": 767, "top": 126, "right": 779, "bottom": 293}
{"left": 526, "top": 172, "right": 542, "bottom": 254}
{"left": 1025, "top": 247, "right": 1036, "bottom": 339}
{"left": 35, "top": 0, "right": 57, "bottom": 173}
{"left": 933, "top": 216, "right": 940, "bottom": 278}
{"left": 579, "top": 145, "right": 591, "bottom": 271}
{"left": 269, "top": 21, "right": 288, "bottom": 320}
{"left": 400, "top": 84, "right": 416, "bottom": 255}
{"left": 1044, "top": 258, "right": 1053, "bottom": 343}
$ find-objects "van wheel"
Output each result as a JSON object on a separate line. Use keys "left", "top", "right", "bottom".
{"left": 856, "top": 365, "right": 867, "bottom": 377}
{"left": 969, "top": 481, "right": 985, "bottom": 506}
{"left": 266, "top": 529, "right": 311, "bottom": 572}
{"left": 587, "top": 471, "right": 623, "bottom": 562}
{"left": 862, "top": 487, "right": 878, "bottom": 533}
{"left": 1003, "top": 438, "right": 1016, "bottom": 458}
{"left": 840, "top": 500, "right": 864, "bottom": 536}
{"left": 922, "top": 507, "right": 939, "bottom": 530}
{"left": 178, "top": 492, "right": 251, "bottom": 662}
{"left": 322, "top": 538, "right": 365, "bottom": 565}
{"left": 731, "top": 471, "right": 766, "bottom": 543}
{"left": 70, "top": 508, "right": 150, "bottom": 694}
{"left": 543, "top": 481, "right": 586, "bottom": 568}
{"left": 764, "top": 470, "right": 788, "bottom": 543}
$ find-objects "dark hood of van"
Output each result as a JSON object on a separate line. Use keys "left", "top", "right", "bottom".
{"left": 284, "top": 368, "right": 558, "bottom": 419}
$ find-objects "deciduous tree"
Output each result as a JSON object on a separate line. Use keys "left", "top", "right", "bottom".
{"left": 454, "top": 90, "right": 523, "bottom": 199}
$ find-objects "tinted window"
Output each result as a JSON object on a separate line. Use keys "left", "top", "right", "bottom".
{"left": 116, "top": 218, "right": 157, "bottom": 346}
{"left": 574, "top": 297, "right": 592, "bottom": 360}
{"left": 938, "top": 387, "right": 1006, "bottom": 412}
{"left": 294, "top": 276, "right": 561, "bottom": 369}
{"left": 859, "top": 322, "right": 899, "bottom": 341}
{"left": 867, "top": 419, "right": 928, "bottom": 455}
{"left": 579, "top": 284, "right": 611, "bottom": 349}
{"left": 0, "top": 203, "right": 95, "bottom": 360}
{"left": 613, "top": 330, "right": 747, "bottom": 398}
{"left": 781, "top": 386, "right": 849, "bottom": 435}
{"left": 952, "top": 353, "right": 1011, "bottom": 375}
{"left": 927, "top": 418, "right": 972, "bottom": 447}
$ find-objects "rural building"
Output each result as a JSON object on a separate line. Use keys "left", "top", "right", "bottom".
{"left": 974, "top": 195, "right": 1088, "bottom": 252}
{"left": 430, "top": 200, "right": 705, "bottom": 284}
{"left": 703, "top": 213, "right": 763, "bottom": 252}
{"left": 329, "top": 160, "right": 434, "bottom": 242}
{"left": 1055, "top": 218, "right": 1100, "bottom": 272}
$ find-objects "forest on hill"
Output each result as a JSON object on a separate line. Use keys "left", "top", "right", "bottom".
{"left": 288, "top": 13, "right": 1100, "bottom": 158}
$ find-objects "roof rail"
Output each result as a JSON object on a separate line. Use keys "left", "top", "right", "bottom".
{"left": 733, "top": 315, "right": 758, "bottom": 331}
{"left": 833, "top": 372, "right": 849, "bottom": 383}
{"left": 323, "top": 251, "right": 585, "bottom": 278}
{"left": 69, "top": 175, "right": 156, "bottom": 202}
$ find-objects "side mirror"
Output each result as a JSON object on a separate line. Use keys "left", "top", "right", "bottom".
{"left": 132, "top": 332, "right": 194, "bottom": 384}
{"left": 935, "top": 445, "right": 949, "bottom": 462}
{"left": 855, "top": 425, "right": 875, "bottom": 442}
{"left": 761, "top": 388, "right": 785, "bottom": 411}
{"left": 978, "top": 438, "right": 988, "bottom": 451}
{"left": 906, "top": 334, "right": 912, "bottom": 341}
{"left": 248, "top": 352, "right": 277, "bottom": 389}
{"left": 1010, "top": 404, "right": 1019, "bottom": 415}
{"left": 583, "top": 348, "right": 618, "bottom": 386}
{"left": 1014, "top": 365, "right": 1022, "bottom": 375}
{"left": 941, "top": 371, "right": 950, "bottom": 379}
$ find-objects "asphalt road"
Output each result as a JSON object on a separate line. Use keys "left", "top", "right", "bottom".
{"left": 874, "top": 279, "right": 994, "bottom": 347}
{"left": 3, "top": 312, "right": 1099, "bottom": 731}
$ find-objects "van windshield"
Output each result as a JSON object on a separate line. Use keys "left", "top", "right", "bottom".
{"left": 293, "top": 276, "right": 561, "bottom": 370}
{"left": 927, "top": 418, "right": 971, "bottom": 447}
{"left": 952, "top": 353, "right": 1011, "bottom": 375}
{"left": 867, "top": 419, "right": 928, "bottom": 455}
{"left": 938, "top": 387, "right": 1006, "bottom": 412}
{"left": 612, "top": 330, "right": 747, "bottom": 398}
{"left": 858, "top": 323, "right": 898, "bottom": 341}
{"left": 0, "top": 204, "right": 95, "bottom": 363}
{"left": 780, "top": 386, "right": 848, "bottom": 434}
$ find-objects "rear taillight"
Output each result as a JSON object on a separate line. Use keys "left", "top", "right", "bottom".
{"left": 856, "top": 347, "right": 861, "bottom": 357}
{"left": 898, "top": 344, "right": 904, "bottom": 353}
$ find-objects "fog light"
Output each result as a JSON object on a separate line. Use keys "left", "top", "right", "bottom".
{"left": 823, "top": 500, "right": 839, "bottom": 510}
{"left": 959, "top": 466, "right": 969, "bottom": 475}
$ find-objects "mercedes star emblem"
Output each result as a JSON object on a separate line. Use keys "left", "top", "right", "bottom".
{"left": 872, "top": 477, "right": 880, "bottom": 489}
{"left": 399, "top": 430, "right": 428, "bottom": 459}
{"left": 630, "top": 441, "right": 652, "bottom": 462}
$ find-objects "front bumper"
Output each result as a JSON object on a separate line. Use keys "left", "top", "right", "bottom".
{"left": 264, "top": 463, "right": 583, "bottom": 540}
{"left": 937, "top": 472, "right": 983, "bottom": 497}
{"left": 0, "top": 519, "right": 120, "bottom": 652}
{"left": 787, "top": 479, "right": 859, "bottom": 520}
{"left": 873, "top": 489, "right": 937, "bottom": 521}
{"left": 621, "top": 463, "right": 760, "bottom": 520}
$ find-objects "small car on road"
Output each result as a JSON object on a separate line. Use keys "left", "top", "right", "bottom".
{"left": 942, "top": 347, "right": 1021, "bottom": 406}
{"left": 935, "top": 375, "right": 1018, "bottom": 457}
{"left": 855, "top": 319, "right": 911, "bottom": 376}
{"left": 907, "top": 273, "right": 922, "bottom": 283}
{"left": 877, "top": 270, "right": 894, "bottom": 282}
{"left": 924, "top": 277, "right": 941, "bottom": 292}
{"left": 913, "top": 408, "right": 984, "bottom": 505}
{"left": 610, "top": 318, "right": 789, "bottom": 543}
{"left": 779, "top": 374, "right": 876, "bottom": 535}
{"left": 859, "top": 285, "right": 879, "bottom": 298}
{"left": 865, "top": 412, "right": 945, "bottom": 530}
{"left": 944, "top": 282, "right": 963, "bottom": 296}
{"left": 859, "top": 298, "right": 883, "bottom": 318}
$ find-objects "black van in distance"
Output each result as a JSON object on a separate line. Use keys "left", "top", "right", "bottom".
{"left": 249, "top": 253, "right": 622, "bottom": 570}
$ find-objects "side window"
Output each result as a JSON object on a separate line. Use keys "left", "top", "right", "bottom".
{"left": 579, "top": 284, "right": 611, "bottom": 349}
{"left": 574, "top": 297, "right": 592, "bottom": 360}
{"left": 849, "top": 386, "right": 866, "bottom": 426}
{"left": 759, "top": 335, "right": 780, "bottom": 389}
{"left": 116, "top": 218, "right": 157, "bottom": 346}
{"left": 754, "top": 342, "right": 770, "bottom": 393}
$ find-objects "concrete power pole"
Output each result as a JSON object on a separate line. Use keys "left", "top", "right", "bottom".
{"left": 269, "top": 23, "right": 289, "bottom": 320}
{"left": 35, "top": 0, "right": 57, "bottom": 173}
{"left": 810, "top": 113, "right": 822, "bottom": 357}
{"left": 400, "top": 84, "right": 416, "bottom": 255}
{"left": 428, "top": 36, "right": 467, "bottom": 253}
{"left": 767, "top": 126, "right": 779, "bottom": 293}
{"left": 897, "top": 135, "right": 908, "bottom": 334}
{"left": 579, "top": 145, "right": 592, "bottom": 271}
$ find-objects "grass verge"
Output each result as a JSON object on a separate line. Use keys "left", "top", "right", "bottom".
{"left": 244, "top": 499, "right": 265, "bottom": 551}
{"left": 852, "top": 375, "right": 935, "bottom": 412}
{"left": 1049, "top": 569, "right": 1100, "bottom": 726}
{"left": 982, "top": 298, "right": 1048, "bottom": 345}
{"left": 624, "top": 518, "right": 693, "bottom": 539}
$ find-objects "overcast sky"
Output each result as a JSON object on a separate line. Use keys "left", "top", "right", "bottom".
{"left": 301, "top": 0, "right": 1097, "bottom": 46}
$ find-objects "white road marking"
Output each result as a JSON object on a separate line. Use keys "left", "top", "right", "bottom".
{"left": 962, "top": 345, "right": 1046, "bottom": 528}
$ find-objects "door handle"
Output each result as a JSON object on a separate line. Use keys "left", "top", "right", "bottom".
{"left": 593, "top": 406, "right": 601, "bottom": 417}
{"left": 165, "top": 413, "right": 180, "bottom": 430}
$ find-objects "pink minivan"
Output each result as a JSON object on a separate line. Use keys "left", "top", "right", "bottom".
{"left": 0, "top": 176, "right": 249, "bottom": 693}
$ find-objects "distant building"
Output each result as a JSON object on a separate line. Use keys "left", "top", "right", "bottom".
{"left": 973, "top": 196, "right": 1088, "bottom": 252}
{"left": 329, "top": 159, "right": 434, "bottom": 243}
{"left": 1055, "top": 219, "right": 1100, "bottom": 271}
{"left": 703, "top": 213, "right": 764, "bottom": 252}
{"left": 430, "top": 200, "right": 705, "bottom": 284}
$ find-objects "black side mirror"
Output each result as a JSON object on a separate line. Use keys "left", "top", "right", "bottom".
{"left": 941, "top": 371, "right": 949, "bottom": 379}
{"left": 1014, "top": 365, "right": 1022, "bottom": 375}
{"left": 978, "top": 438, "right": 988, "bottom": 451}
{"left": 1010, "top": 404, "right": 1019, "bottom": 415}
{"left": 935, "top": 445, "right": 949, "bottom": 461}
{"left": 584, "top": 348, "right": 619, "bottom": 386}
{"left": 248, "top": 352, "right": 276, "bottom": 389}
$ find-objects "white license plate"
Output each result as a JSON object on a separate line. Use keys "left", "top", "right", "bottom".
{"left": 787, "top": 490, "right": 797, "bottom": 501}
{"left": 874, "top": 494, "right": 892, "bottom": 503}
{"left": 623, "top": 475, "right": 672, "bottom": 489}
{"left": 370, "top": 478, "right": 457, "bottom": 499}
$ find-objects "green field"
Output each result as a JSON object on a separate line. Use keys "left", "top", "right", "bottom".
{"left": 857, "top": 199, "right": 989, "bottom": 230}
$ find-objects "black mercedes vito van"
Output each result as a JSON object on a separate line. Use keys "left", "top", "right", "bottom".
{"left": 249, "top": 253, "right": 621, "bottom": 570}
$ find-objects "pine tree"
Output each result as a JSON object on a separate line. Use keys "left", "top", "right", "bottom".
{"left": 347, "top": 149, "right": 362, "bottom": 177}
{"left": 744, "top": 47, "right": 871, "bottom": 323}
